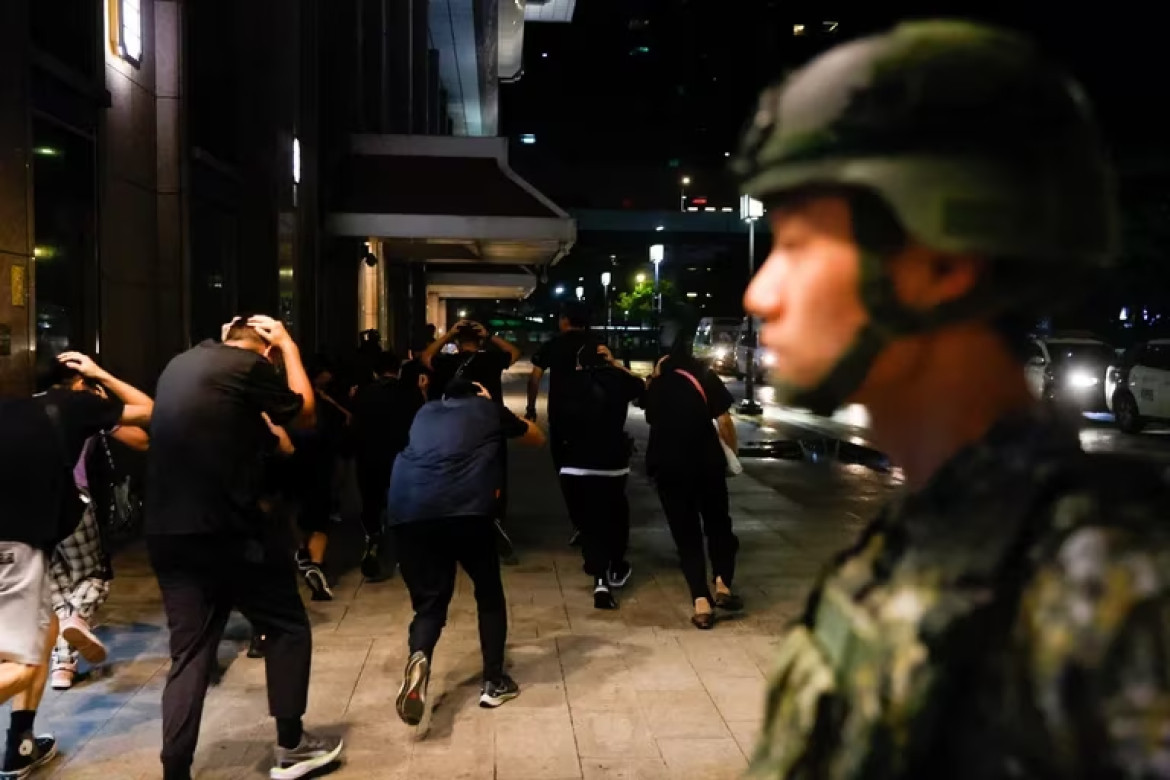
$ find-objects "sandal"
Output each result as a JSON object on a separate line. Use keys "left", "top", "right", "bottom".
{"left": 714, "top": 592, "right": 744, "bottom": 612}
{"left": 690, "top": 612, "right": 716, "bottom": 630}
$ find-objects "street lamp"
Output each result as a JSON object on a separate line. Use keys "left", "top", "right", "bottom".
{"left": 649, "top": 244, "right": 665, "bottom": 314}
{"left": 679, "top": 176, "right": 692, "bottom": 213}
{"left": 738, "top": 195, "right": 766, "bottom": 415}
{"left": 635, "top": 272, "right": 646, "bottom": 285}
{"left": 601, "top": 271, "right": 613, "bottom": 346}
{"left": 553, "top": 284, "right": 565, "bottom": 297}
{"left": 575, "top": 286, "right": 585, "bottom": 301}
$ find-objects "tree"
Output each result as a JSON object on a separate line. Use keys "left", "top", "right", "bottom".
{"left": 616, "top": 280, "right": 686, "bottom": 319}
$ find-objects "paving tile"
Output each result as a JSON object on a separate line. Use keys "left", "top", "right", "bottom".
{"left": 494, "top": 710, "right": 582, "bottom": 779}
{"left": 580, "top": 757, "right": 672, "bottom": 780}
{"left": 635, "top": 690, "right": 730, "bottom": 740}
{"left": 657, "top": 737, "right": 749, "bottom": 780}
{"left": 572, "top": 709, "right": 660, "bottom": 759}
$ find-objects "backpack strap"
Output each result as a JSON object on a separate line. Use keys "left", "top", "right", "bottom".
{"left": 674, "top": 369, "right": 709, "bottom": 405}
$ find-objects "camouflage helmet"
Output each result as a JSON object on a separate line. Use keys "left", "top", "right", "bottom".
{"left": 735, "top": 20, "right": 1117, "bottom": 267}
{"left": 734, "top": 21, "right": 1117, "bottom": 415}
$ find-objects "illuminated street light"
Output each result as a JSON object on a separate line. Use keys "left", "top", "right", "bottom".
{"left": 635, "top": 273, "right": 646, "bottom": 284}
{"left": 649, "top": 244, "right": 665, "bottom": 314}
{"left": 739, "top": 194, "right": 767, "bottom": 416}
{"left": 554, "top": 284, "right": 565, "bottom": 296}
{"left": 575, "top": 286, "right": 585, "bottom": 301}
{"left": 679, "top": 176, "right": 692, "bottom": 213}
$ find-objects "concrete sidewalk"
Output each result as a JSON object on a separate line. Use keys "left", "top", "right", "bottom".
{"left": 15, "top": 390, "right": 879, "bottom": 780}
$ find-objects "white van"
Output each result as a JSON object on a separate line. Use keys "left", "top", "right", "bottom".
{"left": 693, "top": 317, "right": 742, "bottom": 374}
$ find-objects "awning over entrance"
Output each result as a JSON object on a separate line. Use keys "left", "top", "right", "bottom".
{"left": 326, "top": 135, "right": 576, "bottom": 266}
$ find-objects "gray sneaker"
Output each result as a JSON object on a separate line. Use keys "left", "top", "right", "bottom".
{"left": 269, "top": 732, "right": 343, "bottom": 779}
{"left": 395, "top": 651, "right": 430, "bottom": 726}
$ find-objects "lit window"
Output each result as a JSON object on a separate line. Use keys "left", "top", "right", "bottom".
{"left": 686, "top": 292, "right": 699, "bottom": 299}
{"left": 793, "top": 23, "right": 806, "bottom": 36}
{"left": 520, "top": 134, "right": 537, "bottom": 145}
{"left": 292, "top": 137, "right": 301, "bottom": 184}
{"left": 110, "top": 0, "right": 143, "bottom": 67}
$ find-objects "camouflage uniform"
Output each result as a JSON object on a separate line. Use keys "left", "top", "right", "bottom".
{"left": 732, "top": 19, "right": 1167, "bottom": 778}
{"left": 748, "top": 410, "right": 1170, "bottom": 779}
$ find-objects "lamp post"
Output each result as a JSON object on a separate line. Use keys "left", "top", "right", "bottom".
{"left": 575, "top": 285, "right": 585, "bottom": 302}
{"left": 679, "top": 176, "right": 691, "bottom": 213}
{"left": 738, "top": 195, "right": 765, "bottom": 415}
{"left": 649, "top": 244, "right": 664, "bottom": 315}
{"left": 601, "top": 271, "right": 613, "bottom": 347}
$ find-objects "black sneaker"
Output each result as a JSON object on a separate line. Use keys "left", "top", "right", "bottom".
{"left": 269, "top": 731, "right": 344, "bottom": 779}
{"left": 360, "top": 537, "right": 387, "bottom": 581}
{"left": 247, "top": 633, "right": 267, "bottom": 659}
{"left": 303, "top": 565, "right": 333, "bottom": 601}
{"left": 294, "top": 548, "right": 312, "bottom": 572}
{"left": 479, "top": 675, "right": 520, "bottom": 708}
{"left": 593, "top": 579, "right": 617, "bottom": 610}
{"left": 1, "top": 733, "right": 58, "bottom": 779}
{"left": 395, "top": 651, "right": 430, "bottom": 726}
{"left": 607, "top": 561, "right": 632, "bottom": 589}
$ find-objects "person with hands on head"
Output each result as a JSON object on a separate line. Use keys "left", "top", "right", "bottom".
{"left": 0, "top": 351, "right": 154, "bottom": 778}
{"left": 41, "top": 354, "right": 153, "bottom": 693}
{"left": 145, "top": 314, "right": 341, "bottom": 780}
{"left": 420, "top": 320, "right": 524, "bottom": 559}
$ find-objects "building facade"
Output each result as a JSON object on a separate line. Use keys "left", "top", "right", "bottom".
{"left": 0, "top": 0, "right": 573, "bottom": 394}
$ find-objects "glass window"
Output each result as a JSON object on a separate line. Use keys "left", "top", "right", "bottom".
{"left": 32, "top": 119, "right": 96, "bottom": 389}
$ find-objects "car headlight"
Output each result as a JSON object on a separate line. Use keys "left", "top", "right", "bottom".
{"left": 712, "top": 346, "right": 729, "bottom": 360}
{"left": 1066, "top": 370, "right": 1100, "bottom": 389}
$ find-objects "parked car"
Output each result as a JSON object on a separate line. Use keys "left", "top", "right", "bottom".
{"left": 732, "top": 318, "right": 775, "bottom": 382}
{"left": 693, "top": 317, "right": 742, "bottom": 375}
{"left": 1106, "top": 338, "right": 1170, "bottom": 433}
{"left": 1024, "top": 335, "right": 1115, "bottom": 412}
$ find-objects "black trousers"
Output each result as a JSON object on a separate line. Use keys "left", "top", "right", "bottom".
{"left": 147, "top": 529, "right": 312, "bottom": 773}
{"left": 393, "top": 516, "right": 507, "bottom": 681}
{"left": 559, "top": 474, "right": 630, "bottom": 577}
{"left": 495, "top": 440, "right": 509, "bottom": 525}
{"left": 656, "top": 470, "right": 739, "bottom": 603}
{"left": 356, "top": 459, "right": 391, "bottom": 540}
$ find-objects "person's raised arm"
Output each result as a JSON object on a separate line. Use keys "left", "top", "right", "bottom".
{"left": 248, "top": 316, "right": 316, "bottom": 428}
{"left": 110, "top": 425, "right": 150, "bottom": 452}
{"left": 421, "top": 321, "right": 464, "bottom": 370}
{"left": 481, "top": 323, "right": 521, "bottom": 366}
{"left": 262, "top": 413, "right": 296, "bottom": 456}
{"left": 59, "top": 352, "right": 153, "bottom": 427}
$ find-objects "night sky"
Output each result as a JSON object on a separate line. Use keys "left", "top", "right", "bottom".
{"left": 500, "top": 3, "right": 1170, "bottom": 333}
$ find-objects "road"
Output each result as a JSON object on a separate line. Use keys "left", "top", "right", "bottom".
{"left": 719, "top": 376, "right": 1170, "bottom": 465}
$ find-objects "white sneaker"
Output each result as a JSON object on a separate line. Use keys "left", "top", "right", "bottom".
{"left": 50, "top": 662, "right": 76, "bottom": 690}
{"left": 61, "top": 614, "right": 107, "bottom": 664}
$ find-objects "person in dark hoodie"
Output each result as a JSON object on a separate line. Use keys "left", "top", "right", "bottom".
{"left": 555, "top": 344, "right": 645, "bottom": 610}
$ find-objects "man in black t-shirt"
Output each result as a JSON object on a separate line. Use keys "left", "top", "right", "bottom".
{"left": 526, "top": 304, "right": 602, "bottom": 543}
{"left": 351, "top": 349, "right": 424, "bottom": 581}
{"left": 421, "top": 320, "right": 520, "bottom": 403}
{"left": 0, "top": 351, "right": 151, "bottom": 778}
{"left": 145, "top": 315, "right": 343, "bottom": 780}
{"left": 421, "top": 321, "right": 522, "bottom": 551}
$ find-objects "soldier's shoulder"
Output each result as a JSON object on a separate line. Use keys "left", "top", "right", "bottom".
{"left": 1022, "top": 453, "right": 1170, "bottom": 660}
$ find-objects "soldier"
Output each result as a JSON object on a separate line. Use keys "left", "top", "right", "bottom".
{"left": 736, "top": 20, "right": 1170, "bottom": 779}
